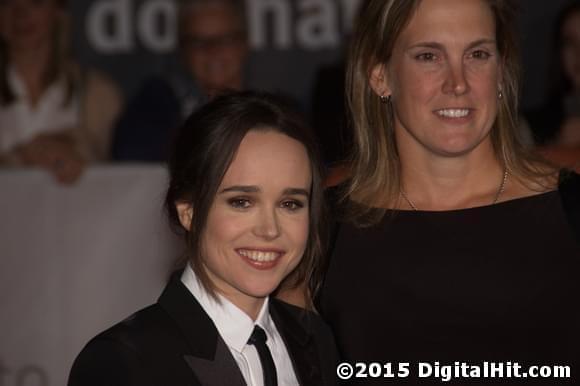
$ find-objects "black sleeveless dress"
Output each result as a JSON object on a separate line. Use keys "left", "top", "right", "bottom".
{"left": 318, "top": 173, "right": 580, "bottom": 385}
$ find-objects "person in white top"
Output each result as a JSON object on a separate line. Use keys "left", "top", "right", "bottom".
{"left": 0, "top": 0, "right": 122, "bottom": 183}
{"left": 69, "top": 91, "right": 339, "bottom": 386}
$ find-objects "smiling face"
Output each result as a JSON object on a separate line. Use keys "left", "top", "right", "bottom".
{"left": 194, "top": 130, "right": 311, "bottom": 316}
{"left": 0, "top": 0, "right": 62, "bottom": 53}
{"left": 371, "top": 0, "right": 501, "bottom": 159}
{"left": 180, "top": 2, "right": 247, "bottom": 95}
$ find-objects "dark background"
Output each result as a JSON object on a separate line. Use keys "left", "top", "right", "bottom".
{"left": 69, "top": 0, "right": 571, "bottom": 112}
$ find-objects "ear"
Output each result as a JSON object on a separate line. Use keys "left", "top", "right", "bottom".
{"left": 497, "top": 59, "right": 504, "bottom": 90}
{"left": 497, "top": 73, "right": 504, "bottom": 100}
{"left": 175, "top": 202, "right": 193, "bottom": 231}
{"left": 369, "top": 63, "right": 392, "bottom": 98}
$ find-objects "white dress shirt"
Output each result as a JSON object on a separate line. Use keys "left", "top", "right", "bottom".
{"left": 0, "top": 66, "right": 79, "bottom": 152}
{"left": 181, "top": 266, "right": 299, "bottom": 386}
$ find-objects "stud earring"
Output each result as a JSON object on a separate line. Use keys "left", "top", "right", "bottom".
{"left": 498, "top": 86, "right": 503, "bottom": 100}
{"left": 380, "top": 94, "right": 391, "bottom": 104}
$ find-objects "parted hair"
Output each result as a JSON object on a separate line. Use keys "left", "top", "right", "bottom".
{"left": 345, "top": 0, "right": 553, "bottom": 225}
{"left": 0, "top": 0, "right": 76, "bottom": 106}
{"left": 165, "top": 91, "right": 327, "bottom": 303}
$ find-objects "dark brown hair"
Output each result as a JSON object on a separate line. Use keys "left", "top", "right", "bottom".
{"left": 165, "top": 91, "right": 327, "bottom": 303}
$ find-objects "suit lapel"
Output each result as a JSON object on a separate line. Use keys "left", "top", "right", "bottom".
{"left": 158, "top": 273, "right": 246, "bottom": 386}
{"left": 270, "top": 300, "right": 324, "bottom": 386}
{"left": 184, "top": 339, "right": 246, "bottom": 386}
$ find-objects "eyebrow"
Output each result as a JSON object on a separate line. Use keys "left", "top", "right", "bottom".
{"left": 219, "top": 186, "right": 310, "bottom": 197}
{"left": 284, "top": 188, "right": 310, "bottom": 198}
{"left": 408, "top": 38, "right": 497, "bottom": 51}
{"left": 220, "top": 186, "right": 259, "bottom": 194}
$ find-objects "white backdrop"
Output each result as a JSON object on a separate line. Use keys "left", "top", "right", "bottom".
{"left": 0, "top": 165, "right": 181, "bottom": 386}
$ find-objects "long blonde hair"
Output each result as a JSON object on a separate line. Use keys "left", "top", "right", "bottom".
{"left": 0, "top": 0, "right": 76, "bottom": 106}
{"left": 344, "top": 0, "right": 554, "bottom": 225}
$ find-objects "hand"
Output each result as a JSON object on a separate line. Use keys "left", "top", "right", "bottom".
{"left": 17, "top": 133, "right": 86, "bottom": 184}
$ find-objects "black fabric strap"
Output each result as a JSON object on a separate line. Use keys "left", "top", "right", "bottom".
{"left": 247, "top": 325, "right": 278, "bottom": 386}
{"left": 559, "top": 170, "right": 580, "bottom": 243}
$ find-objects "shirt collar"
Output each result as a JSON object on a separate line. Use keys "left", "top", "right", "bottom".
{"left": 7, "top": 65, "right": 70, "bottom": 101}
{"left": 181, "top": 264, "right": 273, "bottom": 353}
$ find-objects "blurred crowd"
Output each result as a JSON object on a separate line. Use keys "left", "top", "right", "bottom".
{"left": 1, "top": 0, "right": 579, "bottom": 185}
{"left": 522, "top": 2, "right": 580, "bottom": 171}
{"left": 0, "top": 0, "right": 122, "bottom": 183}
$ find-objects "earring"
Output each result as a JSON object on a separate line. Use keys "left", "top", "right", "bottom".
{"left": 498, "top": 87, "right": 503, "bottom": 100}
{"left": 380, "top": 94, "right": 391, "bottom": 104}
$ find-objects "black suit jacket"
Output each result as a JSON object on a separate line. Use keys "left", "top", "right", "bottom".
{"left": 68, "top": 274, "right": 339, "bottom": 386}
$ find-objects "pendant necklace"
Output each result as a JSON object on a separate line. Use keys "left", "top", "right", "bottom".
{"left": 400, "top": 169, "right": 509, "bottom": 211}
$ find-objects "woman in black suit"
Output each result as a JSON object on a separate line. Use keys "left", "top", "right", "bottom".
{"left": 68, "top": 91, "right": 339, "bottom": 386}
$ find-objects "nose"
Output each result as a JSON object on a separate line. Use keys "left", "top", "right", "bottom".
{"left": 442, "top": 59, "right": 469, "bottom": 96}
{"left": 253, "top": 208, "right": 281, "bottom": 240}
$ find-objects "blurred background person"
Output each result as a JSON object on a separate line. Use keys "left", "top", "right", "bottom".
{"left": 112, "top": 0, "right": 249, "bottom": 163}
{"left": 0, "top": 0, "right": 123, "bottom": 183}
{"left": 524, "top": 1, "right": 580, "bottom": 171}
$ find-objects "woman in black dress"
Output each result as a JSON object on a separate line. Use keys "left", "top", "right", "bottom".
{"left": 318, "top": 0, "right": 580, "bottom": 384}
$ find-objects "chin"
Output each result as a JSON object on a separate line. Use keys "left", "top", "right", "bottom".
{"left": 436, "top": 145, "right": 480, "bottom": 157}
{"left": 430, "top": 135, "right": 487, "bottom": 157}
{"left": 244, "top": 276, "right": 286, "bottom": 298}
{"left": 241, "top": 286, "right": 277, "bottom": 300}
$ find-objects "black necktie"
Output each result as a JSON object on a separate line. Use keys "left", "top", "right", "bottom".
{"left": 247, "top": 325, "right": 278, "bottom": 386}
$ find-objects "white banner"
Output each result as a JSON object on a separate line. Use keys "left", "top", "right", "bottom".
{"left": 0, "top": 165, "right": 181, "bottom": 386}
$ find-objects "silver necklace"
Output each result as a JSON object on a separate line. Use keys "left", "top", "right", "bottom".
{"left": 400, "top": 169, "right": 509, "bottom": 211}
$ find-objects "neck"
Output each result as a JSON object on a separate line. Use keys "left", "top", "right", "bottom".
{"left": 399, "top": 140, "right": 506, "bottom": 210}
{"left": 221, "top": 290, "right": 265, "bottom": 321}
